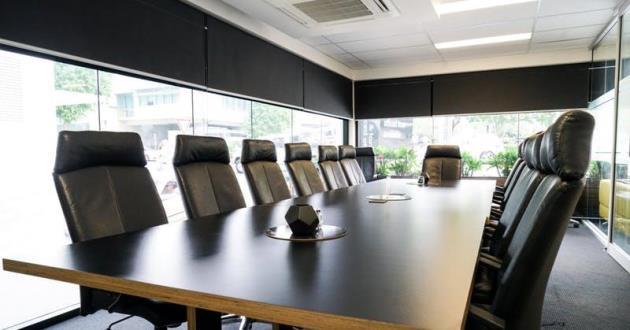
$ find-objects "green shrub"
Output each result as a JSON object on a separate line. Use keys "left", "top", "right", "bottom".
{"left": 461, "top": 152, "right": 483, "bottom": 177}
{"left": 374, "top": 146, "right": 418, "bottom": 177}
{"left": 486, "top": 147, "right": 518, "bottom": 177}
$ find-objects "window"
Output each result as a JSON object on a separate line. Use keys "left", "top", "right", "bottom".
{"left": 0, "top": 50, "right": 101, "bottom": 328}
{"left": 293, "top": 111, "right": 344, "bottom": 160}
{"left": 358, "top": 111, "right": 568, "bottom": 178}
{"left": 252, "top": 102, "right": 292, "bottom": 162}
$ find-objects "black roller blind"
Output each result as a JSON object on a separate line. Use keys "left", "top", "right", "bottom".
{"left": 355, "top": 77, "right": 432, "bottom": 119}
{"left": 206, "top": 15, "right": 303, "bottom": 107}
{"left": 304, "top": 61, "right": 352, "bottom": 118}
{"left": 0, "top": 0, "right": 206, "bottom": 85}
{"left": 433, "top": 63, "right": 589, "bottom": 115}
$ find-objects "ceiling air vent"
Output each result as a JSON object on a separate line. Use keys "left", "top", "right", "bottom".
{"left": 265, "top": 0, "right": 399, "bottom": 27}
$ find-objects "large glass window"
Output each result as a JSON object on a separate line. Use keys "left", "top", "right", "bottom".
{"left": 0, "top": 51, "right": 102, "bottom": 328}
{"left": 99, "top": 73, "right": 193, "bottom": 221}
{"left": 358, "top": 111, "right": 565, "bottom": 178}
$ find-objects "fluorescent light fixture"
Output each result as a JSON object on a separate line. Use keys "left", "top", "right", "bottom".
{"left": 436, "top": 0, "right": 537, "bottom": 15}
{"left": 435, "top": 33, "right": 532, "bottom": 49}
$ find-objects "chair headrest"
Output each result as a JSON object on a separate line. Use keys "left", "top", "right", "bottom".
{"left": 539, "top": 110, "right": 595, "bottom": 180}
{"left": 339, "top": 145, "right": 356, "bottom": 159}
{"left": 518, "top": 140, "right": 525, "bottom": 158}
{"left": 285, "top": 142, "right": 312, "bottom": 162}
{"left": 241, "top": 139, "right": 277, "bottom": 164}
{"left": 319, "top": 145, "right": 339, "bottom": 162}
{"left": 523, "top": 132, "right": 543, "bottom": 170}
{"left": 173, "top": 135, "right": 230, "bottom": 166}
{"left": 424, "top": 145, "right": 461, "bottom": 159}
{"left": 356, "top": 147, "right": 375, "bottom": 157}
{"left": 54, "top": 131, "right": 146, "bottom": 174}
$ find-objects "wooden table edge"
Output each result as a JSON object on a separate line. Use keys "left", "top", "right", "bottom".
{"left": 2, "top": 258, "right": 421, "bottom": 330}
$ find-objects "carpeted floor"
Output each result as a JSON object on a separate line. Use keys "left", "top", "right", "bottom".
{"left": 46, "top": 226, "right": 630, "bottom": 330}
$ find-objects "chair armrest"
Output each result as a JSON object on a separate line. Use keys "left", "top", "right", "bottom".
{"left": 479, "top": 252, "right": 503, "bottom": 270}
{"left": 468, "top": 305, "right": 505, "bottom": 329}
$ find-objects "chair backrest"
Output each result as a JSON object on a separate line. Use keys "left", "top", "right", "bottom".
{"left": 490, "top": 110, "right": 595, "bottom": 329}
{"left": 241, "top": 139, "right": 291, "bottom": 205}
{"left": 318, "top": 145, "right": 349, "bottom": 190}
{"left": 491, "top": 133, "right": 546, "bottom": 258}
{"left": 356, "top": 147, "right": 376, "bottom": 182}
{"left": 500, "top": 139, "right": 529, "bottom": 203}
{"left": 53, "top": 131, "right": 167, "bottom": 243}
{"left": 173, "top": 135, "right": 246, "bottom": 219}
{"left": 422, "top": 145, "right": 462, "bottom": 181}
{"left": 339, "top": 145, "right": 367, "bottom": 185}
{"left": 285, "top": 143, "right": 326, "bottom": 196}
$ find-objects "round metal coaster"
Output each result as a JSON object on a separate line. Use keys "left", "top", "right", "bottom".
{"left": 265, "top": 225, "right": 347, "bottom": 242}
{"left": 366, "top": 194, "right": 412, "bottom": 202}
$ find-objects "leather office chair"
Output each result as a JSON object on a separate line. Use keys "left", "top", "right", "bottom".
{"left": 489, "top": 134, "right": 542, "bottom": 221}
{"left": 468, "top": 110, "right": 595, "bottom": 330}
{"left": 285, "top": 142, "right": 326, "bottom": 196}
{"left": 173, "top": 135, "right": 246, "bottom": 219}
{"left": 318, "top": 145, "right": 350, "bottom": 190}
{"left": 338, "top": 145, "right": 367, "bottom": 185}
{"left": 356, "top": 147, "right": 379, "bottom": 182}
{"left": 241, "top": 139, "right": 291, "bottom": 205}
{"left": 482, "top": 133, "right": 546, "bottom": 259}
{"left": 421, "top": 145, "right": 462, "bottom": 181}
{"left": 52, "top": 131, "right": 186, "bottom": 330}
{"left": 492, "top": 140, "right": 527, "bottom": 209}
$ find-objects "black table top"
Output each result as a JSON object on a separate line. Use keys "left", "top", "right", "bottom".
{"left": 3, "top": 179, "right": 495, "bottom": 329}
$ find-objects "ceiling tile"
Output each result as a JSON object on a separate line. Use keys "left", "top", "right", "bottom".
{"left": 362, "top": 56, "right": 442, "bottom": 68}
{"left": 315, "top": 43, "right": 347, "bottom": 55}
{"left": 530, "top": 38, "right": 593, "bottom": 51}
{"left": 353, "top": 45, "right": 440, "bottom": 62}
{"left": 336, "top": 33, "right": 431, "bottom": 53}
{"left": 533, "top": 24, "right": 605, "bottom": 43}
{"left": 428, "top": 20, "right": 534, "bottom": 43}
{"left": 325, "top": 25, "right": 423, "bottom": 43}
{"left": 301, "top": 36, "right": 331, "bottom": 46}
{"left": 537, "top": 0, "right": 620, "bottom": 16}
{"left": 535, "top": 9, "right": 614, "bottom": 31}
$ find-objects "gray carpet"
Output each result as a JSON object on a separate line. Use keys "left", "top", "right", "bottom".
{"left": 541, "top": 226, "right": 630, "bottom": 329}
{"left": 47, "top": 226, "right": 630, "bottom": 329}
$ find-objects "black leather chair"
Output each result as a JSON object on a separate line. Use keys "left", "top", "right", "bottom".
{"left": 356, "top": 147, "right": 376, "bottom": 181}
{"left": 492, "top": 140, "right": 528, "bottom": 209}
{"left": 421, "top": 145, "right": 462, "bottom": 181}
{"left": 356, "top": 147, "right": 385, "bottom": 182}
{"left": 468, "top": 110, "right": 595, "bottom": 330}
{"left": 241, "top": 139, "right": 292, "bottom": 205}
{"left": 489, "top": 134, "right": 542, "bottom": 222}
{"left": 173, "top": 135, "right": 246, "bottom": 219}
{"left": 285, "top": 142, "right": 326, "bottom": 196}
{"left": 338, "top": 145, "right": 367, "bottom": 186}
{"left": 52, "top": 131, "right": 186, "bottom": 329}
{"left": 318, "top": 145, "right": 350, "bottom": 190}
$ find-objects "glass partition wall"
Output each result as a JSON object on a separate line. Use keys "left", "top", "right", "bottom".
{"left": 0, "top": 48, "right": 346, "bottom": 328}
{"left": 584, "top": 14, "right": 630, "bottom": 273}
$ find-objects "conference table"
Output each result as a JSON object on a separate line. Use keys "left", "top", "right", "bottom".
{"left": 3, "top": 178, "right": 495, "bottom": 329}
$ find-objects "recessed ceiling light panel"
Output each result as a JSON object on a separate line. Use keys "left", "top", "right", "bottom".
{"left": 435, "top": 0, "right": 538, "bottom": 16}
{"left": 435, "top": 33, "right": 532, "bottom": 49}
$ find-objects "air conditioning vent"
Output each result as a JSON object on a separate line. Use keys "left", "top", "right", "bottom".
{"left": 265, "top": 0, "right": 399, "bottom": 27}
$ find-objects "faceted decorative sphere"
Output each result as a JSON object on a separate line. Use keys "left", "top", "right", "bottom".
{"left": 285, "top": 204, "right": 320, "bottom": 236}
